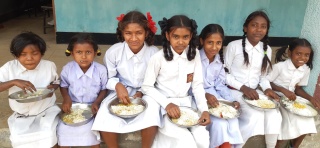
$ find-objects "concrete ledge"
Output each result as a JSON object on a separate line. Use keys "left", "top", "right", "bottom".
{"left": 0, "top": 128, "right": 11, "bottom": 148}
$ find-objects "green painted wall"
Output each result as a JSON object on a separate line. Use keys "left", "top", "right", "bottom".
{"left": 54, "top": 0, "right": 307, "bottom": 37}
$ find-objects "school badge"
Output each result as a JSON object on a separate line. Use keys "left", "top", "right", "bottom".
{"left": 187, "top": 73, "right": 194, "bottom": 83}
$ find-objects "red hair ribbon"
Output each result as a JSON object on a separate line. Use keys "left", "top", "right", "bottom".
{"left": 147, "top": 12, "right": 157, "bottom": 34}
{"left": 116, "top": 14, "right": 125, "bottom": 22}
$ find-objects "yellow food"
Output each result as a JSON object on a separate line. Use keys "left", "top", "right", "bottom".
{"left": 62, "top": 109, "right": 86, "bottom": 124}
{"left": 111, "top": 103, "right": 144, "bottom": 116}
{"left": 293, "top": 102, "right": 306, "bottom": 109}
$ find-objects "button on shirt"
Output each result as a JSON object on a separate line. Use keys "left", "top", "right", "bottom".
{"left": 224, "top": 39, "right": 272, "bottom": 91}
{"left": 267, "top": 59, "right": 310, "bottom": 92}
{"left": 104, "top": 42, "right": 159, "bottom": 91}
{"left": 142, "top": 47, "right": 208, "bottom": 113}
{"left": 60, "top": 61, "right": 108, "bottom": 103}
{"left": 200, "top": 49, "right": 234, "bottom": 102}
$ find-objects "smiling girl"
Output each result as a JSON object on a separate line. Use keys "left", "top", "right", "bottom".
{"left": 92, "top": 10, "right": 160, "bottom": 148}
{"left": 267, "top": 38, "right": 320, "bottom": 148}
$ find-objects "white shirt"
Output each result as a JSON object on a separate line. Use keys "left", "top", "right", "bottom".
{"left": 267, "top": 59, "right": 310, "bottom": 92}
{"left": 104, "top": 42, "right": 159, "bottom": 91}
{"left": 0, "top": 59, "right": 59, "bottom": 115}
{"left": 142, "top": 47, "right": 208, "bottom": 113}
{"left": 224, "top": 38, "right": 272, "bottom": 91}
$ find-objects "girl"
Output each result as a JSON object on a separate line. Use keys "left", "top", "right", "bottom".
{"left": 57, "top": 33, "right": 108, "bottom": 148}
{"left": 0, "top": 32, "right": 60, "bottom": 148}
{"left": 224, "top": 10, "right": 282, "bottom": 148}
{"left": 141, "top": 15, "right": 211, "bottom": 148}
{"left": 91, "top": 11, "right": 161, "bottom": 148}
{"left": 267, "top": 38, "right": 320, "bottom": 148}
{"left": 198, "top": 24, "right": 243, "bottom": 148}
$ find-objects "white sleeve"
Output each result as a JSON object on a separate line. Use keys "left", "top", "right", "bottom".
{"left": 141, "top": 54, "right": 171, "bottom": 109}
{"left": 191, "top": 52, "right": 208, "bottom": 113}
{"left": 0, "top": 62, "right": 9, "bottom": 82}
{"left": 298, "top": 68, "right": 310, "bottom": 86}
{"left": 104, "top": 49, "right": 120, "bottom": 90}
{"left": 224, "top": 43, "right": 244, "bottom": 90}
{"left": 267, "top": 63, "right": 281, "bottom": 82}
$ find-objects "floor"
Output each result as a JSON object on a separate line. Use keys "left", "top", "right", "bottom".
{"left": 0, "top": 13, "right": 320, "bottom": 148}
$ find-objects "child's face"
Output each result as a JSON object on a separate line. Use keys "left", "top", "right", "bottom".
{"left": 166, "top": 28, "right": 192, "bottom": 54}
{"left": 71, "top": 43, "right": 96, "bottom": 72}
{"left": 289, "top": 46, "right": 311, "bottom": 68}
{"left": 122, "top": 23, "right": 147, "bottom": 53}
{"left": 17, "top": 44, "right": 42, "bottom": 70}
{"left": 244, "top": 16, "right": 268, "bottom": 46}
{"left": 200, "top": 33, "right": 223, "bottom": 60}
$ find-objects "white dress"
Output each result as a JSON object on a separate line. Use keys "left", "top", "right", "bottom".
{"left": 142, "top": 47, "right": 209, "bottom": 148}
{"left": 267, "top": 59, "right": 317, "bottom": 140}
{"left": 224, "top": 39, "right": 282, "bottom": 144}
{"left": 0, "top": 60, "right": 61, "bottom": 148}
{"left": 92, "top": 42, "right": 161, "bottom": 133}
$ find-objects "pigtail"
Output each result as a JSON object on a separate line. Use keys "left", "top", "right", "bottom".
{"left": 306, "top": 49, "right": 313, "bottom": 69}
{"left": 275, "top": 46, "right": 288, "bottom": 63}
{"left": 242, "top": 33, "right": 249, "bottom": 65}
{"left": 187, "top": 19, "right": 198, "bottom": 61}
{"left": 159, "top": 18, "right": 173, "bottom": 61}
{"left": 261, "top": 35, "right": 272, "bottom": 73}
{"left": 65, "top": 49, "right": 71, "bottom": 56}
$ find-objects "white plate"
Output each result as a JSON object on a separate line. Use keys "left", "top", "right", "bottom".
{"left": 280, "top": 96, "right": 318, "bottom": 117}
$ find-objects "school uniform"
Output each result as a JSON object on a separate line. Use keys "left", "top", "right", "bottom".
{"left": 199, "top": 49, "right": 243, "bottom": 147}
{"left": 0, "top": 59, "right": 60, "bottom": 148}
{"left": 267, "top": 59, "right": 317, "bottom": 140}
{"left": 57, "top": 61, "right": 108, "bottom": 146}
{"left": 92, "top": 42, "right": 161, "bottom": 134}
{"left": 224, "top": 39, "right": 282, "bottom": 145}
{"left": 141, "top": 47, "right": 209, "bottom": 148}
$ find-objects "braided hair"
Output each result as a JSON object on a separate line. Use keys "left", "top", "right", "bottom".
{"left": 158, "top": 15, "right": 198, "bottom": 61}
{"left": 116, "top": 10, "right": 155, "bottom": 46}
{"left": 242, "top": 10, "right": 272, "bottom": 74}
{"left": 275, "top": 38, "right": 313, "bottom": 69}
{"left": 66, "top": 33, "right": 99, "bottom": 56}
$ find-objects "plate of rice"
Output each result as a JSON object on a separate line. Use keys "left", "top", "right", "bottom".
{"left": 9, "top": 87, "right": 54, "bottom": 103}
{"left": 242, "top": 94, "right": 279, "bottom": 111}
{"left": 108, "top": 97, "right": 147, "bottom": 118}
{"left": 280, "top": 96, "right": 318, "bottom": 117}
{"left": 60, "top": 103, "right": 93, "bottom": 126}
{"left": 208, "top": 100, "right": 240, "bottom": 119}
{"left": 168, "top": 106, "right": 201, "bottom": 128}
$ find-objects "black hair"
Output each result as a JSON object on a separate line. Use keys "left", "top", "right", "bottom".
{"left": 198, "top": 24, "right": 225, "bottom": 64}
{"left": 275, "top": 38, "right": 314, "bottom": 69}
{"left": 66, "top": 33, "right": 99, "bottom": 56}
{"left": 116, "top": 10, "right": 155, "bottom": 46}
{"left": 10, "top": 31, "right": 46, "bottom": 57}
{"left": 242, "top": 10, "right": 272, "bottom": 74}
{"left": 158, "top": 15, "right": 198, "bottom": 61}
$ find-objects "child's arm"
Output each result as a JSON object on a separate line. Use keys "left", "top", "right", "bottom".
{"left": 60, "top": 87, "right": 72, "bottom": 113}
{"left": 141, "top": 54, "right": 179, "bottom": 118}
{"left": 0, "top": 79, "right": 36, "bottom": 92}
{"left": 92, "top": 89, "right": 108, "bottom": 114}
{"left": 270, "top": 82, "right": 296, "bottom": 101}
{"left": 295, "top": 86, "right": 320, "bottom": 110}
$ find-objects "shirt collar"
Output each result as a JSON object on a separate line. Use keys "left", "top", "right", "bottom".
{"left": 75, "top": 61, "right": 94, "bottom": 79}
{"left": 245, "top": 38, "right": 264, "bottom": 53}
{"left": 171, "top": 46, "right": 188, "bottom": 60}
{"left": 16, "top": 59, "right": 42, "bottom": 74}
{"left": 124, "top": 41, "right": 147, "bottom": 61}
{"left": 286, "top": 59, "right": 307, "bottom": 72}
{"left": 199, "top": 49, "right": 221, "bottom": 64}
